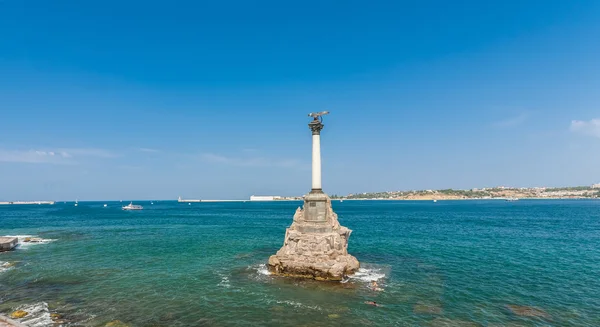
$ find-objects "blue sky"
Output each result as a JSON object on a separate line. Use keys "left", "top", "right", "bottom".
{"left": 1, "top": 0, "right": 600, "bottom": 200}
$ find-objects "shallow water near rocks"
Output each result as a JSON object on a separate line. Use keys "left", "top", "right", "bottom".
{"left": 1, "top": 200, "right": 599, "bottom": 326}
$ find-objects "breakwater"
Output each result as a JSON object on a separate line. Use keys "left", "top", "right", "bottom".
{"left": 0, "top": 201, "right": 54, "bottom": 205}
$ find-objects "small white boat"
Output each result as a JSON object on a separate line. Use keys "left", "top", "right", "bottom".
{"left": 433, "top": 199, "right": 437, "bottom": 203}
{"left": 74, "top": 199, "right": 78, "bottom": 207}
{"left": 506, "top": 197, "right": 519, "bottom": 202}
{"left": 122, "top": 202, "right": 143, "bottom": 210}
{"left": 103, "top": 204, "right": 107, "bottom": 207}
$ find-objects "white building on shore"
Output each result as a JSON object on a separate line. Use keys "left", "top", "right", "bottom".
{"left": 250, "top": 195, "right": 282, "bottom": 201}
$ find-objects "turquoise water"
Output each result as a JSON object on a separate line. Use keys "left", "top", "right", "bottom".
{"left": 1, "top": 200, "right": 599, "bottom": 326}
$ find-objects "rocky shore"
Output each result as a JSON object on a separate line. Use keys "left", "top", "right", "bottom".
{"left": 0, "top": 315, "right": 26, "bottom": 327}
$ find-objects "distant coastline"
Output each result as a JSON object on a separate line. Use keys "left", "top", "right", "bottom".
{"left": 330, "top": 185, "right": 600, "bottom": 201}
{"left": 2, "top": 185, "right": 599, "bottom": 203}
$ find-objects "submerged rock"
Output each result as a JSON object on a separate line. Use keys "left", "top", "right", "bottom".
{"left": 413, "top": 303, "right": 443, "bottom": 315}
{"left": 506, "top": 304, "right": 551, "bottom": 319}
{"left": 268, "top": 193, "right": 360, "bottom": 281}
{"left": 158, "top": 312, "right": 174, "bottom": 322}
{"left": 50, "top": 312, "right": 69, "bottom": 324}
{"left": 10, "top": 310, "right": 28, "bottom": 319}
{"left": 270, "top": 305, "right": 285, "bottom": 312}
{"left": 427, "top": 317, "right": 481, "bottom": 327}
{"left": 105, "top": 320, "right": 130, "bottom": 327}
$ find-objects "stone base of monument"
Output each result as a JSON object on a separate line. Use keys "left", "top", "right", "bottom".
{"left": 268, "top": 192, "right": 360, "bottom": 281}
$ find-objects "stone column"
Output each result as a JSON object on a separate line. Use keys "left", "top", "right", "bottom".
{"left": 309, "top": 119, "right": 324, "bottom": 193}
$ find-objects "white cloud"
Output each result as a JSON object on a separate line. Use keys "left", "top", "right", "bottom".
{"left": 0, "top": 147, "right": 116, "bottom": 164}
{"left": 59, "top": 148, "right": 116, "bottom": 158}
{"left": 570, "top": 119, "right": 600, "bottom": 138}
{"left": 493, "top": 113, "right": 530, "bottom": 128}
{"left": 0, "top": 149, "right": 74, "bottom": 164}
{"left": 200, "top": 153, "right": 305, "bottom": 169}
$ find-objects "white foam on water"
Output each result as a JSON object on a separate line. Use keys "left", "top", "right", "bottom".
{"left": 254, "top": 263, "right": 271, "bottom": 276}
{"left": 276, "top": 300, "right": 303, "bottom": 308}
{"left": 13, "top": 302, "right": 53, "bottom": 327}
{"left": 348, "top": 267, "right": 386, "bottom": 283}
{"left": 275, "top": 300, "right": 322, "bottom": 311}
{"left": 218, "top": 275, "right": 231, "bottom": 288}
{"left": 0, "top": 261, "right": 12, "bottom": 274}
{"left": 3, "top": 236, "right": 56, "bottom": 250}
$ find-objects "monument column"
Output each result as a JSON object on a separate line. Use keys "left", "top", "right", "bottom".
{"left": 309, "top": 119, "right": 324, "bottom": 192}
{"left": 268, "top": 111, "right": 360, "bottom": 281}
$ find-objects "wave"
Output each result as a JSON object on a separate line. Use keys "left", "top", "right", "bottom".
{"left": 348, "top": 267, "right": 386, "bottom": 283}
{"left": 0, "top": 261, "right": 13, "bottom": 274}
{"left": 11, "top": 302, "right": 53, "bottom": 327}
{"left": 3, "top": 235, "right": 56, "bottom": 249}
{"left": 218, "top": 275, "right": 231, "bottom": 288}
{"left": 249, "top": 263, "right": 271, "bottom": 276}
{"left": 274, "top": 300, "right": 322, "bottom": 311}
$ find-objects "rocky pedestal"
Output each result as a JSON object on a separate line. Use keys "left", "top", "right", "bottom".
{"left": 268, "top": 192, "right": 360, "bottom": 281}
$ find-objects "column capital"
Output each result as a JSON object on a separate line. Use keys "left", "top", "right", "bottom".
{"left": 309, "top": 120, "right": 324, "bottom": 135}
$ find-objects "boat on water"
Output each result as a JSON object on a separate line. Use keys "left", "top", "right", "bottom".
{"left": 122, "top": 202, "right": 143, "bottom": 210}
{"left": 506, "top": 197, "right": 519, "bottom": 202}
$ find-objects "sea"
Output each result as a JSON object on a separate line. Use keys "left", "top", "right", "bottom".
{"left": 0, "top": 200, "right": 599, "bottom": 327}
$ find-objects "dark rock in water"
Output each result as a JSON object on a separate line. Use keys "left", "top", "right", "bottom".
{"left": 105, "top": 320, "right": 130, "bottom": 327}
{"left": 427, "top": 317, "right": 481, "bottom": 327}
{"left": 358, "top": 318, "right": 375, "bottom": 326}
{"left": 234, "top": 253, "right": 252, "bottom": 259}
{"left": 158, "top": 312, "right": 174, "bottom": 321}
{"left": 506, "top": 304, "right": 551, "bottom": 319}
{"left": 50, "top": 312, "right": 69, "bottom": 324}
{"left": 270, "top": 306, "right": 285, "bottom": 312}
{"left": 268, "top": 193, "right": 360, "bottom": 281}
{"left": 413, "top": 303, "right": 443, "bottom": 315}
